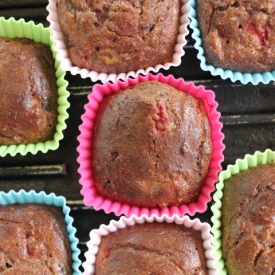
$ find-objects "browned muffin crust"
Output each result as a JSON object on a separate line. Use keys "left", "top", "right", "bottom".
{"left": 197, "top": 0, "right": 275, "bottom": 72}
{"left": 92, "top": 81, "right": 212, "bottom": 208}
{"left": 57, "top": 0, "right": 181, "bottom": 73}
{"left": 95, "top": 222, "right": 208, "bottom": 275}
{"left": 0, "top": 204, "right": 72, "bottom": 275}
{"left": 0, "top": 37, "right": 58, "bottom": 145}
{"left": 222, "top": 164, "right": 275, "bottom": 275}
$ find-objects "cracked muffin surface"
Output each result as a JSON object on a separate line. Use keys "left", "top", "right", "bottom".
{"left": 0, "top": 204, "right": 72, "bottom": 275}
{"left": 91, "top": 81, "right": 213, "bottom": 208}
{"left": 56, "top": 0, "right": 181, "bottom": 73}
{"left": 222, "top": 164, "right": 275, "bottom": 275}
{"left": 95, "top": 222, "right": 208, "bottom": 275}
{"left": 197, "top": 0, "right": 275, "bottom": 72}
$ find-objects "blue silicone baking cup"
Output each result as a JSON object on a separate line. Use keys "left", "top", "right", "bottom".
{"left": 0, "top": 190, "right": 82, "bottom": 275}
{"left": 187, "top": 0, "right": 275, "bottom": 85}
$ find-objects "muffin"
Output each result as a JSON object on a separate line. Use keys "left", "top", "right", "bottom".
{"left": 0, "top": 190, "right": 82, "bottom": 275}
{"left": 0, "top": 204, "right": 72, "bottom": 274}
{"left": 222, "top": 164, "right": 275, "bottom": 275}
{"left": 56, "top": 0, "right": 181, "bottom": 74}
{"left": 196, "top": 0, "right": 275, "bottom": 73}
{"left": 77, "top": 73, "right": 224, "bottom": 217}
{"left": 211, "top": 149, "right": 275, "bottom": 275}
{"left": 96, "top": 222, "right": 208, "bottom": 274}
{"left": 0, "top": 37, "right": 58, "bottom": 145}
{"left": 188, "top": 0, "right": 275, "bottom": 85}
{"left": 91, "top": 80, "right": 213, "bottom": 208}
{"left": 0, "top": 17, "right": 70, "bottom": 157}
{"left": 82, "top": 215, "right": 218, "bottom": 275}
{"left": 47, "top": 0, "right": 190, "bottom": 83}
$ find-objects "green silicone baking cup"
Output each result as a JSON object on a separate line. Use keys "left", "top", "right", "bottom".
{"left": 211, "top": 148, "right": 275, "bottom": 274}
{"left": 0, "top": 17, "right": 70, "bottom": 157}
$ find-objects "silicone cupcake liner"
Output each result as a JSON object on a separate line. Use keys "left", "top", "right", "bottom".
{"left": 82, "top": 214, "right": 218, "bottom": 275}
{"left": 187, "top": 0, "right": 275, "bottom": 85}
{"left": 46, "top": 0, "right": 189, "bottom": 83}
{"left": 0, "top": 17, "right": 70, "bottom": 157}
{"left": 211, "top": 148, "right": 275, "bottom": 274}
{"left": 77, "top": 73, "right": 225, "bottom": 217}
{"left": 0, "top": 189, "right": 81, "bottom": 275}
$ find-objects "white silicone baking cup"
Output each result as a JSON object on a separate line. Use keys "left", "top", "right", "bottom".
{"left": 82, "top": 214, "right": 218, "bottom": 275}
{"left": 188, "top": 0, "right": 275, "bottom": 85}
{"left": 46, "top": 0, "right": 189, "bottom": 83}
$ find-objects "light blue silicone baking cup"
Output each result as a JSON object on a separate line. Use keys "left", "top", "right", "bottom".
{"left": 0, "top": 190, "right": 82, "bottom": 275}
{"left": 187, "top": 0, "right": 275, "bottom": 85}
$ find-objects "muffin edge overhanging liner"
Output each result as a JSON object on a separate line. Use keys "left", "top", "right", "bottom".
{"left": 76, "top": 72, "right": 225, "bottom": 217}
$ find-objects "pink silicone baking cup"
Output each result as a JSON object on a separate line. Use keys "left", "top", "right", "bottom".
{"left": 82, "top": 214, "right": 218, "bottom": 275}
{"left": 77, "top": 73, "right": 225, "bottom": 217}
{"left": 46, "top": 0, "right": 189, "bottom": 83}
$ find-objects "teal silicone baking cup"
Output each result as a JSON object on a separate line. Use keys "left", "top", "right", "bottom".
{"left": 211, "top": 149, "right": 275, "bottom": 274}
{"left": 187, "top": 0, "right": 275, "bottom": 85}
{"left": 0, "top": 189, "right": 82, "bottom": 274}
{"left": 0, "top": 17, "right": 70, "bottom": 157}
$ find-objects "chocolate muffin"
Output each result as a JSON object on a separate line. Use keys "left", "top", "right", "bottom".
{"left": 95, "top": 222, "right": 208, "bottom": 274}
{"left": 56, "top": 0, "right": 181, "bottom": 73}
{"left": 0, "top": 37, "right": 58, "bottom": 145}
{"left": 0, "top": 204, "right": 72, "bottom": 274}
{"left": 222, "top": 164, "right": 275, "bottom": 275}
{"left": 197, "top": 0, "right": 275, "bottom": 72}
{"left": 92, "top": 81, "right": 213, "bottom": 208}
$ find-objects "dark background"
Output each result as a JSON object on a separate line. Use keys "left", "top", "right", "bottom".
{"left": 1, "top": 0, "right": 275, "bottom": 268}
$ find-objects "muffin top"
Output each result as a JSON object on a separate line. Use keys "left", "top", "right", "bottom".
{"left": 95, "top": 222, "right": 208, "bottom": 275}
{"left": 0, "top": 37, "right": 58, "bottom": 145}
{"left": 57, "top": 0, "right": 181, "bottom": 73}
{"left": 197, "top": 0, "right": 275, "bottom": 72}
{"left": 222, "top": 164, "right": 275, "bottom": 275}
{"left": 0, "top": 204, "right": 72, "bottom": 274}
{"left": 92, "top": 81, "right": 212, "bottom": 208}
